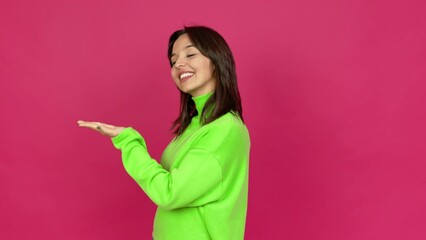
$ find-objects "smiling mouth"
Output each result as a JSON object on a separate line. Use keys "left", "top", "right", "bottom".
{"left": 179, "top": 72, "right": 194, "bottom": 80}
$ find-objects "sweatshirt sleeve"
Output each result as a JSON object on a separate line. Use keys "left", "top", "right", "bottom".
{"left": 111, "top": 128, "right": 222, "bottom": 210}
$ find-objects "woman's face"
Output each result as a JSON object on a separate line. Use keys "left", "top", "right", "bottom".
{"left": 170, "top": 34, "right": 216, "bottom": 97}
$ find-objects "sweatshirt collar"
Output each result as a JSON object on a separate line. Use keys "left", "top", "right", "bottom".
{"left": 192, "top": 92, "right": 213, "bottom": 116}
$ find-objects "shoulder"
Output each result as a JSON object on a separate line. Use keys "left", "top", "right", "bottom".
{"left": 196, "top": 112, "right": 249, "bottom": 147}
{"left": 193, "top": 113, "right": 250, "bottom": 159}
{"left": 207, "top": 112, "right": 247, "bottom": 133}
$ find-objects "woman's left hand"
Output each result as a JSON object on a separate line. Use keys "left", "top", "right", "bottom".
{"left": 77, "top": 120, "right": 126, "bottom": 138}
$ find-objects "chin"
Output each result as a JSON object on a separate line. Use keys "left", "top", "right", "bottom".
{"left": 178, "top": 87, "right": 193, "bottom": 95}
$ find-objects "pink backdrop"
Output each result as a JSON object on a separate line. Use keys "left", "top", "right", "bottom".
{"left": 1, "top": 0, "right": 425, "bottom": 239}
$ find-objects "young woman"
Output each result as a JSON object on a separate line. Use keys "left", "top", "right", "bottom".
{"left": 78, "top": 26, "right": 250, "bottom": 240}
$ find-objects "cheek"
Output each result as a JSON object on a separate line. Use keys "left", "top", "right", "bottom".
{"left": 204, "top": 60, "right": 215, "bottom": 76}
{"left": 206, "top": 64, "right": 215, "bottom": 78}
{"left": 170, "top": 69, "right": 180, "bottom": 85}
{"left": 171, "top": 68, "right": 177, "bottom": 80}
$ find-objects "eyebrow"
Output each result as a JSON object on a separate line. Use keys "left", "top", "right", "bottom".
{"left": 171, "top": 44, "right": 195, "bottom": 57}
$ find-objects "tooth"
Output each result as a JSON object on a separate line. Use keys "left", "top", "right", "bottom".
{"left": 180, "top": 73, "right": 193, "bottom": 79}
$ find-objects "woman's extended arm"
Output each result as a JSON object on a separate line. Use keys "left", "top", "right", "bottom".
{"left": 77, "top": 120, "right": 222, "bottom": 210}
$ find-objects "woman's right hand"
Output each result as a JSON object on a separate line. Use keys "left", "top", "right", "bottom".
{"left": 77, "top": 120, "right": 126, "bottom": 138}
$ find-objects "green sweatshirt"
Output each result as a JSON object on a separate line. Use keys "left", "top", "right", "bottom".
{"left": 112, "top": 92, "right": 250, "bottom": 240}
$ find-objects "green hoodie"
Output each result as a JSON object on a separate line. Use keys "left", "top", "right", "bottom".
{"left": 112, "top": 92, "right": 250, "bottom": 240}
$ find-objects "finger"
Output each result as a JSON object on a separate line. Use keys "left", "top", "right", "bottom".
{"left": 92, "top": 122, "right": 116, "bottom": 131}
{"left": 77, "top": 120, "right": 102, "bottom": 130}
{"left": 77, "top": 120, "right": 92, "bottom": 127}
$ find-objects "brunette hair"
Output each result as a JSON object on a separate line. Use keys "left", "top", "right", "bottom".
{"left": 168, "top": 26, "right": 243, "bottom": 136}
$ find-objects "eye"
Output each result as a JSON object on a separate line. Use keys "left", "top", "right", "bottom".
{"left": 187, "top": 53, "right": 196, "bottom": 58}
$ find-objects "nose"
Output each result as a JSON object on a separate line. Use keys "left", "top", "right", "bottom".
{"left": 174, "top": 57, "right": 186, "bottom": 68}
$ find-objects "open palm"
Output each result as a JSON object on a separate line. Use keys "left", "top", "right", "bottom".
{"left": 77, "top": 120, "right": 126, "bottom": 138}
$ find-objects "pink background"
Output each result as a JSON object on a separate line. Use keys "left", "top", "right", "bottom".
{"left": 1, "top": 0, "right": 426, "bottom": 239}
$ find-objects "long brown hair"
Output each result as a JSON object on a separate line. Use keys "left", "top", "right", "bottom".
{"left": 168, "top": 26, "right": 243, "bottom": 136}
